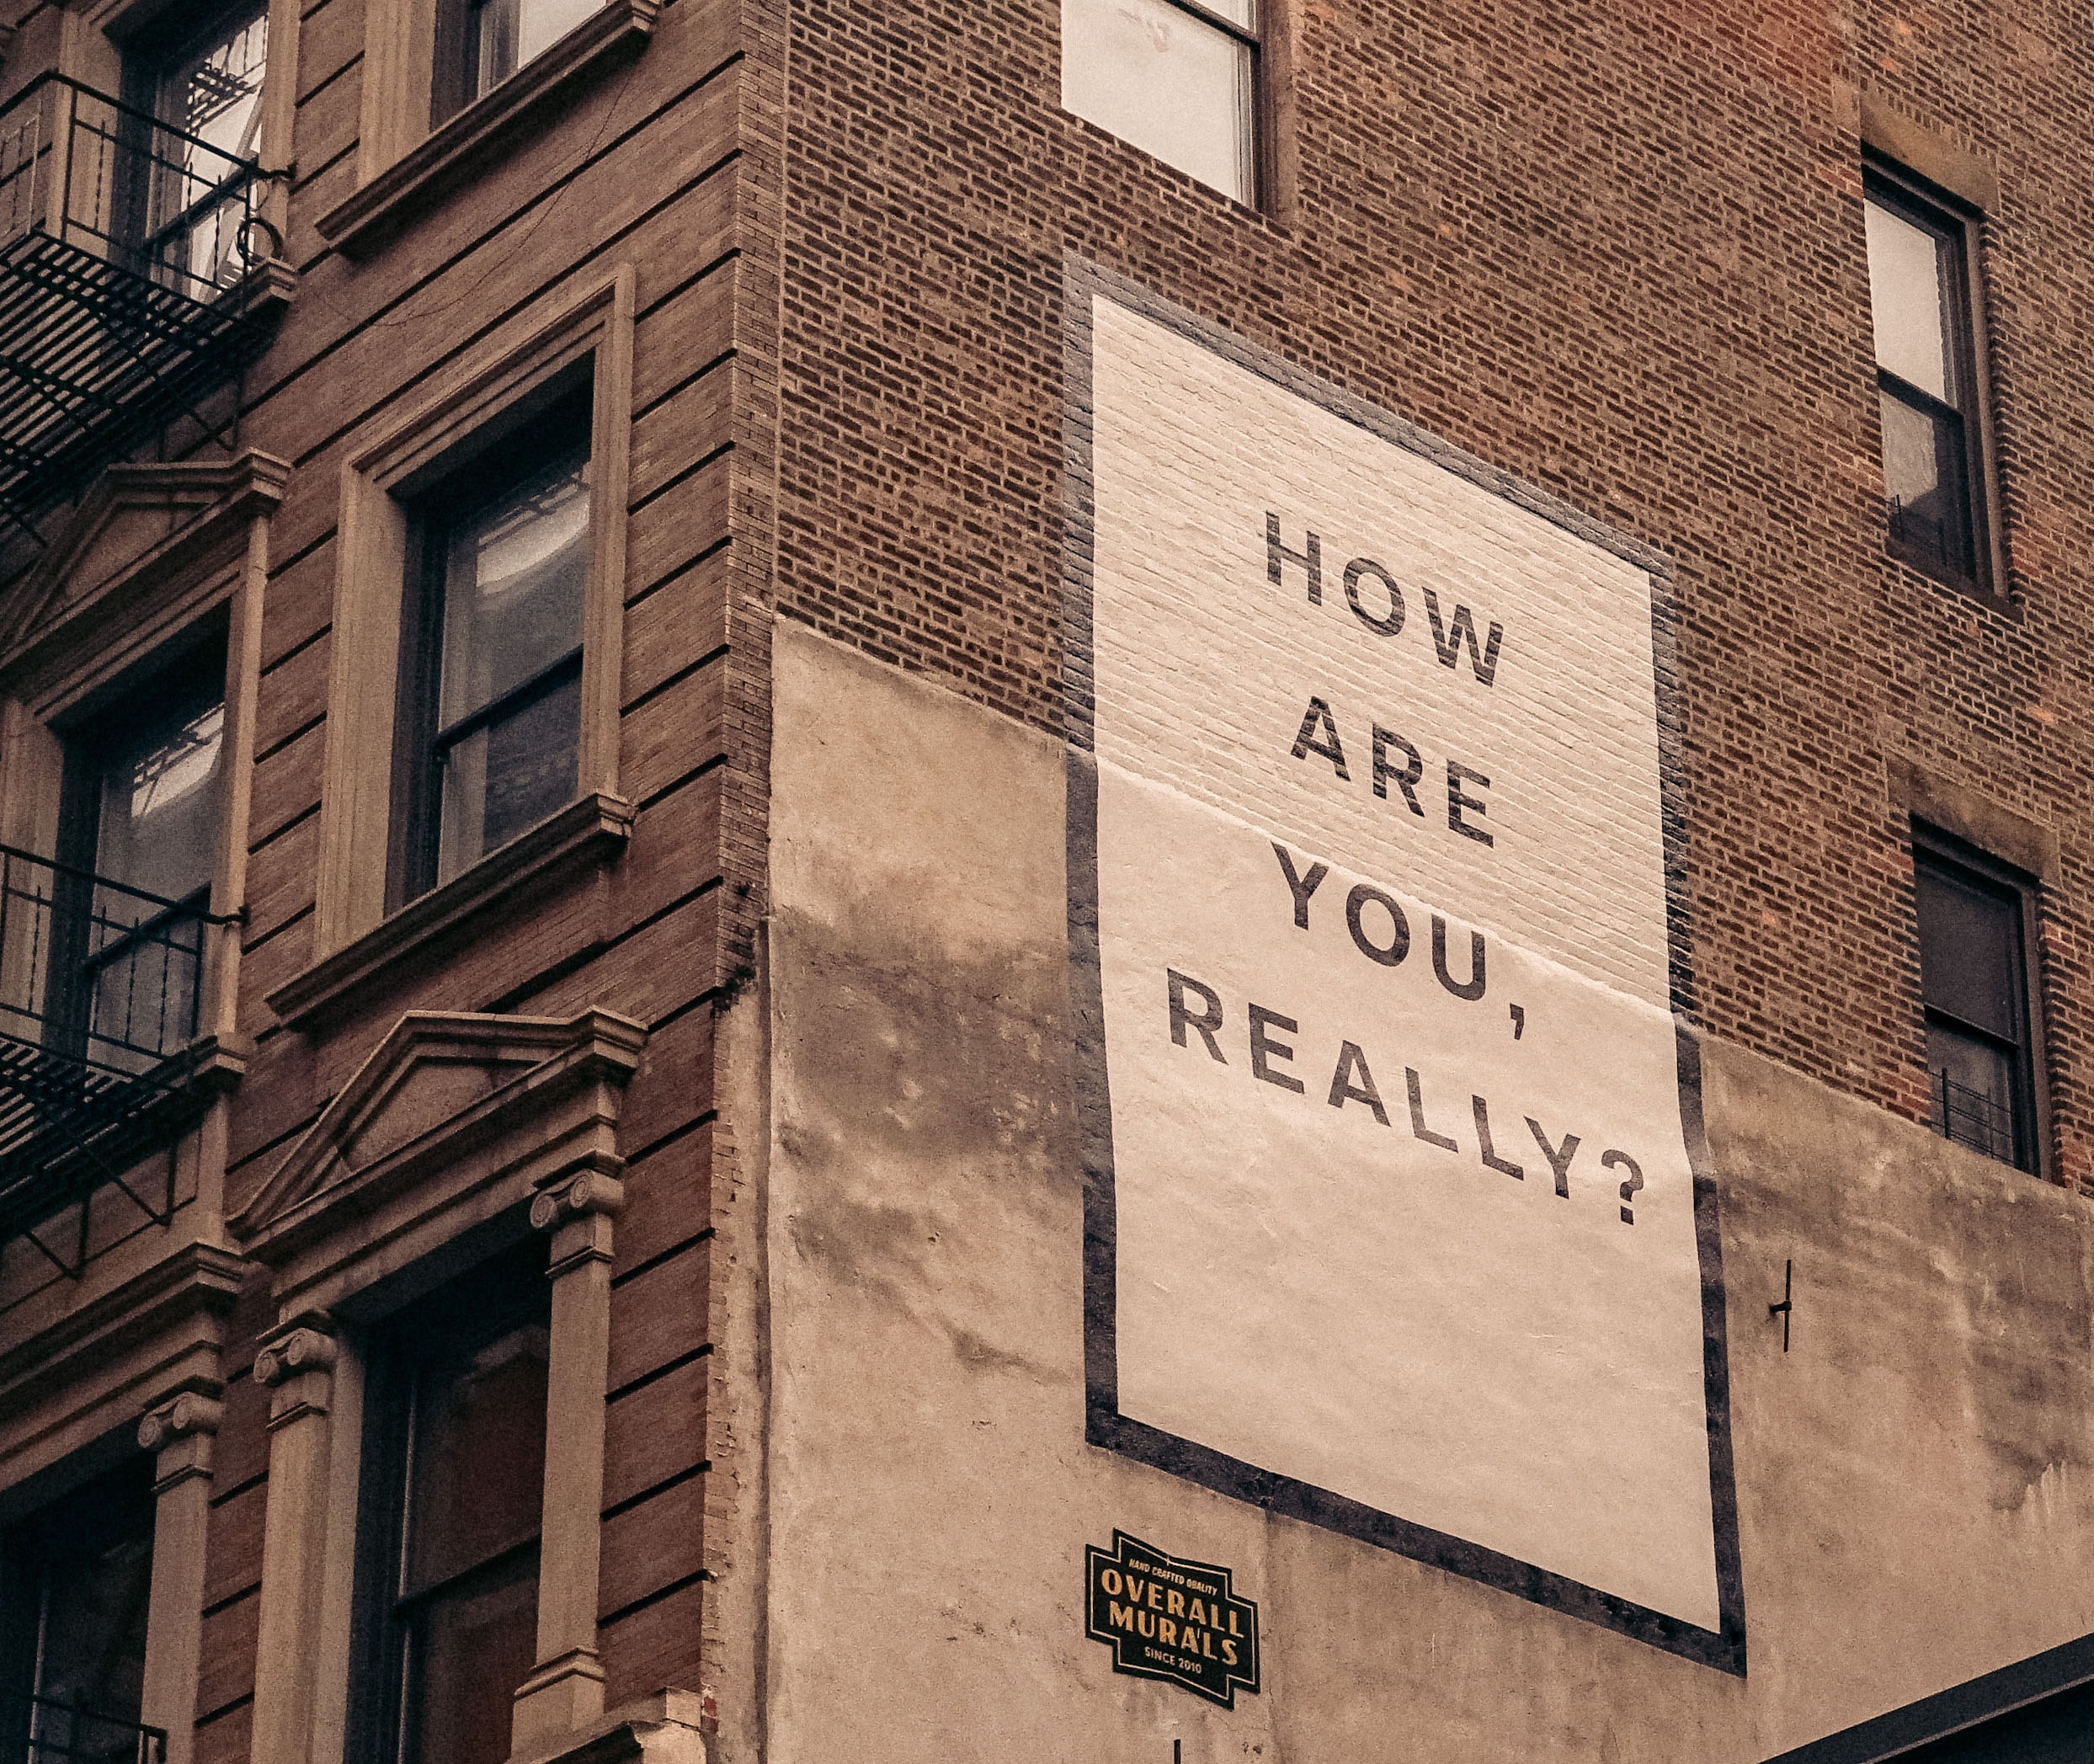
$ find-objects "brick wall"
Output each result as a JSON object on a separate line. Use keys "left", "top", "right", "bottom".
{"left": 763, "top": 0, "right": 2094, "bottom": 1189}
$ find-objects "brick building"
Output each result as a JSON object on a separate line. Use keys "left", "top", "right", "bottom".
{"left": 0, "top": 0, "right": 2088, "bottom": 1759}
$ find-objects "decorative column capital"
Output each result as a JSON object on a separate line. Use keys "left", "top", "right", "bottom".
{"left": 138, "top": 1391, "right": 226, "bottom": 1453}
{"left": 529, "top": 1162, "right": 626, "bottom": 1232}
{"left": 254, "top": 1323, "right": 338, "bottom": 1388}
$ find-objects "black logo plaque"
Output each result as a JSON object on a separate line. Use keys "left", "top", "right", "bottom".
{"left": 1085, "top": 1531, "right": 1260, "bottom": 1707}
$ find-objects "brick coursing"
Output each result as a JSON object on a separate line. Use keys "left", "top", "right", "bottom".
{"left": 762, "top": 0, "right": 2094, "bottom": 1185}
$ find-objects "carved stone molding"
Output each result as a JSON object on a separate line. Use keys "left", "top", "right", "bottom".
{"left": 509, "top": 1690, "right": 710, "bottom": 1764}
{"left": 233, "top": 1009, "right": 647, "bottom": 1314}
{"left": 318, "top": 0, "right": 659, "bottom": 259}
{"left": 253, "top": 1323, "right": 338, "bottom": 1388}
{"left": 256, "top": 1319, "right": 339, "bottom": 1436}
{"left": 0, "top": 452, "right": 290, "bottom": 707}
{"left": 530, "top": 1165, "right": 626, "bottom": 1233}
{"left": 137, "top": 1390, "right": 226, "bottom": 1452}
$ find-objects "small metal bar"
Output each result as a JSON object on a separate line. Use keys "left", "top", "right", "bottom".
{"left": 0, "top": 72, "right": 265, "bottom": 523}
{"left": 0, "top": 845, "right": 219, "bottom": 1253}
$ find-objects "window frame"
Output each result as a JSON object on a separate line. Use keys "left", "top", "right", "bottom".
{"left": 48, "top": 625, "right": 231, "bottom": 1067}
{"left": 347, "top": 1242, "right": 552, "bottom": 1764}
{"left": 301, "top": 265, "right": 634, "bottom": 997}
{"left": 231, "top": 1009, "right": 647, "bottom": 1764}
{"left": 324, "top": 0, "right": 658, "bottom": 259}
{"left": 1910, "top": 822, "right": 2049, "bottom": 1178}
{"left": 0, "top": 1453, "right": 157, "bottom": 1751}
{"left": 1863, "top": 156, "right": 2005, "bottom": 601}
{"left": 1063, "top": 0, "right": 1278, "bottom": 211}
{"left": 388, "top": 384, "right": 594, "bottom": 909}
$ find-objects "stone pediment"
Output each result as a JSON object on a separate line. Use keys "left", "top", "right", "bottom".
{"left": 231, "top": 1009, "right": 647, "bottom": 1267}
{"left": 0, "top": 453, "right": 289, "bottom": 691}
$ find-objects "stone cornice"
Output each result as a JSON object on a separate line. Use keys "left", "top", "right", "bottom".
{"left": 232, "top": 1008, "right": 647, "bottom": 1273}
{"left": 0, "top": 453, "right": 290, "bottom": 698}
{"left": 0, "top": 1242, "right": 248, "bottom": 1463}
{"left": 316, "top": 0, "right": 659, "bottom": 259}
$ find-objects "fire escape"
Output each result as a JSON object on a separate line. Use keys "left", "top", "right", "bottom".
{"left": 0, "top": 73, "right": 268, "bottom": 1272}
{"left": 0, "top": 845, "right": 233, "bottom": 1276}
{"left": 0, "top": 72, "right": 275, "bottom": 539}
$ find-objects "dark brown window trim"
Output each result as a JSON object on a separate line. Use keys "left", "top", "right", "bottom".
{"left": 264, "top": 787, "right": 631, "bottom": 1031}
{"left": 315, "top": 0, "right": 658, "bottom": 261}
{"left": 1864, "top": 152, "right": 2008, "bottom": 607}
{"left": 1909, "top": 819, "right": 2052, "bottom": 1181}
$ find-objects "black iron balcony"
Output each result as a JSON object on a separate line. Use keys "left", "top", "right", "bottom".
{"left": 0, "top": 1692, "right": 166, "bottom": 1764}
{"left": 0, "top": 73, "right": 276, "bottom": 539}
{"left": 0, "top": 843, "right": 234, "bottom": 1273}
{"left": 1937, "top": 1066, "right": 2012, "bottom": 1164}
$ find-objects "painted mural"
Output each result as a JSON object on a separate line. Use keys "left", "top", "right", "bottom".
{"left": 1064, "top": 264, "right": 1743, "bottom": 1666}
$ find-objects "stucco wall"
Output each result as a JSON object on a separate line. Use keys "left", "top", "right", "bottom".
{"left": 759, "top": 617, "right": 2094, "bottom": 1762}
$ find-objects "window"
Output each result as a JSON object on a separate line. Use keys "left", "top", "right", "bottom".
{"left": 390, "top": 385, "right": 592, "bottom": 905}
{"left": 51, "top": 640, "right": 226, "bottom": 1071}
{"left": 301, "top": 265, "right": 631, "bottom": 998}
{"left": 1863, "top": 164, "right": 1993, "bottom": 590}
{"left": 351, "top": 1244, "right": 551, "bottom": 1764}
{"left": 1063, "top": 0, "right": 1260, "bottom": 205}
{"left": 434, "top": 0, "right": 605, "bottom": 123}
{"left": 0, "top": 1458, "right": 155, "bottom": 1764}
{"left": 1913, "top": 829, "right": 2042, "bottom": 1172}
{"left": 131, "top": 1, "right": 269, "bottom": 292}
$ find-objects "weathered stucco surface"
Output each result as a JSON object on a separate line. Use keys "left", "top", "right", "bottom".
{"left": 761, "top": 616, "right": 2094, "bottom": 1761}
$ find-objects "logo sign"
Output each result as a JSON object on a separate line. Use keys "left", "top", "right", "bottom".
{"left": 1085, "top": 1531, "right": 1260, "bottom": 1707}
{"left": 1064, "top": 261, "right": 1744, "bottom": 1671}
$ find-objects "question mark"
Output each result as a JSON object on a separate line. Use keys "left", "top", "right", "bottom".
{"left": 1603, "top": 1150, "right": 1644, "bottom": 1223}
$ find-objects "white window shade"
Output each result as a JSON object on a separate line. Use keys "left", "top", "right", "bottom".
{"left": 1063, "top": 0, "right": 1255, "bottom": 204}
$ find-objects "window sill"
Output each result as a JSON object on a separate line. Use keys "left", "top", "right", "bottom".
{"left": 237, "top": 254, "right": 300, "bottom": 321}
{"left": 266, "top": 791, "right": 633, "bottom": 1031}
{"left": 509, "top": 1690, "right": 711, "bottom": 1764}
{"left": 1887, "top": 541, "right": 2018, "bottom": 621}
{"left": 315, "top": 0, "right": 661, "bottom": 261}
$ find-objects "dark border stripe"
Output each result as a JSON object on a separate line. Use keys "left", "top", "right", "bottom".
{"left": 1061, "top": 253, "right": 1745, "bottom": 1676}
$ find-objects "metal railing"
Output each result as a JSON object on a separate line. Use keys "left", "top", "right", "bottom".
{"left": 1937, "top": 1068, "right": 2012, "bottom": 1164}
{"left": 0, "top": 843, "right": 213, "bottom": 1076}
{"left": 0, "top": 73, "right": 275, "bottom": 533}
{"left": 0, "top": 72, "right": 262, "bottom": 306}
{"left": 0, "top": 844, "right": 237, "bottom": 1265}
{"left": 0, "top": 1692, "right": 166, "bottom": 1764}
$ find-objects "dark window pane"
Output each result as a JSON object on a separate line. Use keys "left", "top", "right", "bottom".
{"left": 357, "top": 1246, "right": 551, "bottom": 1764}
{"left": 1881, "top": 388, "right": 1974, "bottom": 578}
{"left": 465, "top": 0, "right": 602, "bottom": 100}
{"left": 405, "top": 1323, "right": 549, "bottom": 1595}
{"left": 437, "top": 456, "right": 587, "bottom": 735}
{"left": 1927, "top": 1020, "right": 2014, "bottom": 1161}
{"left": 436, "top": 670, "right": 581, "bottom": 878}
{"left": 2, "top": 1460, "right": 155, "bottom": 1735}
{"left": 403, "top": 1555, "right": 538, "bottom": 1764}
{"left": 1915, "top": 860, "right": 2021, "bottom": 1040}
{"left": 1865, "top": 195, "right": 1955, "bottom": 402}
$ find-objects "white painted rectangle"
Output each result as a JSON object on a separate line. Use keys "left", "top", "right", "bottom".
{"left": 1074, "top": 281, "right": 1730, "bottom": 1640}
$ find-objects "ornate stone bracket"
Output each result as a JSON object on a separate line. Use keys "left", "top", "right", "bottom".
{"left": 248, "top": 1315, "right": 340, "bottom": 1764}
{"left": 255, "top": 1319, "right": 338, "bottom": 1429}
{"left": 511, "top": 1163, "right": 627, "bottom": 1752}
{"left": 138, "top": 1388, "right": 225, "bottom": 1490}
{"left": 136, "top": 1384, "right": 229, "bottom": 1764}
